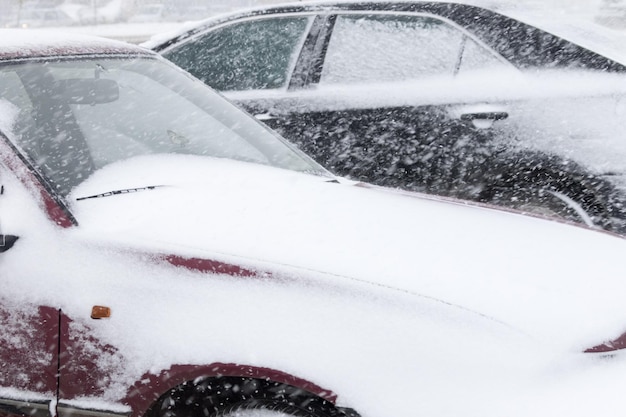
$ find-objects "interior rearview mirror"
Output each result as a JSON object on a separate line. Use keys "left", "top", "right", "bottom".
{"left": 53, "top": 78, "right": 119, "bottom": 105}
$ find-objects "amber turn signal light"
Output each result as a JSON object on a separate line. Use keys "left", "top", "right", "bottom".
{"left": 91, "top": 305, "right": 111, "bottom": 319}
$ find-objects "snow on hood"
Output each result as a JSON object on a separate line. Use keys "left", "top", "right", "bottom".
{"left": 5, "top": 152, "right": 626, "bottom": 417}
{"left": 67, "top": 154, "right": 626, "bottom": 351}
{"left": 0, "top": 161, "right": 545, "bottom": 417}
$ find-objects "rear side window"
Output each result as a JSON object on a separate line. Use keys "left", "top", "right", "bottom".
{"left": 164, "top": 16, "right": 311, "bottom": 91}
{"left": 320, "top": 14, "right": 506, "bottom": 85}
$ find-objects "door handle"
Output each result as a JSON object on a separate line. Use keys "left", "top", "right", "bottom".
{"left": 254, "top": 112, "right": 278, "bottom": 121}
{"left": 460, "top": 111, "right": 509, "bottom": 129}
{"left": 460, "top": 111, "right": 509, "bottom": 121}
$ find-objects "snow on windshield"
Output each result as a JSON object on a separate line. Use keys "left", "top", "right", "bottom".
{"left": 0, "top": 56, "right": 325, "bottom": 197}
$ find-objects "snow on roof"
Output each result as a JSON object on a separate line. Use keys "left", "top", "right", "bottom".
{"left": 0, "top": 29, "right": 151, "bottom": 60}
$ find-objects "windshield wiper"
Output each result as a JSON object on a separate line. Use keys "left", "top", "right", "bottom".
{"left": 76, "top": 185, "right": 163, "bottom": 201}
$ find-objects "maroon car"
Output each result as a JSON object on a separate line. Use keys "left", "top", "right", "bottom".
{"left": 2, "top": 29, "right": 626, "bottom": 417}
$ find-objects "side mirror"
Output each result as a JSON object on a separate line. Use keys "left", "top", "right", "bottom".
{"left": 0, "top": 235, "right": 18, "bottom": 253}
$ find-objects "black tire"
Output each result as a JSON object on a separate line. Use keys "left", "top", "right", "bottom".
{"left": 216, "top": 399, "right": 328, "bottom": 417}
{"left": 147, "top": 377, "right": 349, "bottom": 417}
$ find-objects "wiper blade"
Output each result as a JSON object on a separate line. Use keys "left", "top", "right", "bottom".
{"left": 76, "top": 185, "right": 163, "bottom": 201}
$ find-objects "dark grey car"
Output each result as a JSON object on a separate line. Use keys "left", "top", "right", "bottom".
{"left": 149, "top": 1, "right": 626, "bottom": 234}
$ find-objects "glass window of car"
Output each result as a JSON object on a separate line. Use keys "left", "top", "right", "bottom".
{"left": 0, "top": 57, "right": 326, "bottom": 196}
{"left": 320, "top": 13, "right": 507, "bottom": 84}
{"left": 164, "top": 16, "right": 312, "bottom": 91}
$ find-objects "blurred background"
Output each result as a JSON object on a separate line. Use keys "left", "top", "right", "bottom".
{"left": 0, "top": 0, "right": 624, "bottom": 42}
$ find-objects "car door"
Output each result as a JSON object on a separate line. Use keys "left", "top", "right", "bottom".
{"left": 0, "top": 301, "right": 58, "bottom": 417}
{"left": 0, "top": 161, "right": 59, "bottom": 417}
{"left": 0, "top": 73, "right": 60, "bottom": 417}
{"left": 248, "top": 12, "right": 513, "bottom": 199}
{"left": 0, "top": 85, "right": 124, "bottom": 417}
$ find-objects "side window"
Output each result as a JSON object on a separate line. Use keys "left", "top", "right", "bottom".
{"left": 320, "top": 14, "right": 507, "bottom": 85}
{"left": 164, "top": 16, "right": 311, "bottom": 91}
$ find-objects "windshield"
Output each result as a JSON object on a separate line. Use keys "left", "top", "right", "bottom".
{"left": 0, "top": 56, "right": 326, "bottom": 196}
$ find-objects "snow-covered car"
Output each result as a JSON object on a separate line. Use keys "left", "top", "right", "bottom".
{"left": 4, "top": 29, "right": 626, "bottom": 417}
{"left": 148, "top": 0, "right": 626, "bottom": 235}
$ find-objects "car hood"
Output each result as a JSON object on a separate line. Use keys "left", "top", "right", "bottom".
{"left": 69, "top": 154, "right": 626, "bottom": 350}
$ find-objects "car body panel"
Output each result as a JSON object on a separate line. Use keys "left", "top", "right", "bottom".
{"left": 0, "top": 304, "right": 58, "bottom": 398}
{"left": 63, "top": 155, "right": 626, "bottom": 346}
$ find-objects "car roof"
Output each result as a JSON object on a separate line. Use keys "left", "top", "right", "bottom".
{"left": 146, "top": 0, "right": 488, "bottom": 49}
{"left": 144, "top": 0, "right": 558, "bottom": 51}
{"left": 145, "top": 0, "right": 626, "bottom": 70}
{"left": 0, "top": 29, "right": 153, "bottom": 61}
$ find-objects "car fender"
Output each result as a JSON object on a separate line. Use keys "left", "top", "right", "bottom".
{"left": 123, "top": 363, "right": 338, "bottom": 417}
